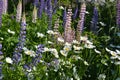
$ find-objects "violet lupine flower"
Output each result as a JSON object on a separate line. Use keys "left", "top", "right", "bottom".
{"left": 76, "top": 3, "right": 86, "bottom": 41}
{"left": 32, "top": 44, "right": 44, "bottom": 66}
{"left": 117, "top": 0, "right": 120, "bottom": 28}
{"left": 64, "top": 8, "right": 75, "bottom": 43}
{"left": 13, "top": 13, "right": 27, "bottom": 64}
{"left": 2, "top": 0, "right": 7, "bottom": 14}
{"left": 63, "top": 7, "right": 67, "bottom": 28}
{"left": 0, "top": 44, "right": 3, "bottom": 79}
{"left": 47, "top": 0, "right": 52, "bottom": 30}
{"left": 73, "top": 6, "right": 78, "bottom": 20}
{"left": 33, "top": 0, "right": 39, "bottom": 7}
{"left": 53, "top": 0, "right": 58, "bottom": 14}
{"left": 44, "top": 0, "right": 48, "bottom": 13}
{"left": 90, "top": 6, "right": 98, "bottom": 34}
{"left": 16, "top": 0, "right": 22, "bottom": 22}
{"left": 38, "top": 0, "right": 44, "bottom": 18}
{"left": 0, "top": 0, "right": 3, "bottom": 27}
{"left": 32, "top": 6, "right": 37, "bottom": 23}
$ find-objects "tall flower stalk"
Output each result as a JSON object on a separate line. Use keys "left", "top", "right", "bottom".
{"left": 32, "top": 6, "right": 38, "bottom": 23}
{"left": 13, "top": 13, "right": 27, "bottom": 64}
{"left": 0, "top": 0, "right": 3, "bottom": 27}
{"left": 38, "top": 0, "right": 44, "bottom": 18}
{"left": 47, "top": 0, "right": 52, "bottom": 30}
{"left": 64, "top": 8, "right": 75, "bottom": 43}
{"left": 117, "top": 0, "right": 120, "bottom": 28}
{"left": 16, "top": 0, "right": 22, "bottom": 22}
{"left": 0, "top": 44, "right": 3, "bottom": 79}
{"left": 76, "top": 2, "right": 86, "bottom": 41}
{"left": 63, "top": 7, "right": 67, "bottom": 28}
{"left": 2, "top": 0, "right": 7, "bottom": 14}
{"left": 34, "top": 0, "right": 39, "bottom": 7}
{"left": 90, "top": 6, "right": 98, "bottom": 34}
{"left": 73, "top": 6, "right": 78, "bottom": 20}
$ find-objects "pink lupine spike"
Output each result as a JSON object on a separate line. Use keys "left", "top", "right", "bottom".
{"left": 2, "top": 0, "right": 8, "bottom": 14}
{"left": 16, "top": 0, "right": 22, "bottom": 22}
{"left": 76, "top": 2, "right": 86, "bottom": 41}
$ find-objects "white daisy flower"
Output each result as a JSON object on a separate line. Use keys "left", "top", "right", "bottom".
{"left": 5, "top": 57, "right": 13, "bottom": 64}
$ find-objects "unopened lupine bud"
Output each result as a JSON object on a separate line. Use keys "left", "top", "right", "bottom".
{"left": 117, "top": 0, "right": 120, "bottom": 28}
{"left": 76, "top": 2, "right": 86, "bottom": 41}
{"left": 63, "top": 7, "right": 67, "bottom": 28}
{"left": 2, "top": 0, "right": 7, "bottom": 14}
{"left": 0, "top": 0, "right": 3, "bottom": 27}
{"left": 73, "top": 6, "right": 78, "bottom": 20}
{"left": 32, "top": 6, "right": 37, "bottom": 23}
{"left": 16, "top": 0, "right": 22, "bottom": 22}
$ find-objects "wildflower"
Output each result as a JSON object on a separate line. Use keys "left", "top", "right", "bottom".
{"left": 90, "top": 6, "right": 98, "bottom": 34}
{"left": 73, "top": 6, "right": 78, "bottom": 20}
{"left": 117, "top": 0, "right": 120, "bottom": 28}
{"left": 7, "top": 29, "right": 15, "bottom": 35}
{"left": 32, "top": 6, "right": 37, "bottom": 23}
{"left": 84, "top": 44, "right": 95, "bottom": 49}
{"left": 72, "top": 40, "right": 80, "bottom": 44}
{"left": 76, "top": 2, "right": 86, "bottom": 41}
{"left": 38, "top": 0, "right": 44, "bottom": 18}
{"left": 49, "top": 48, "right": 59, "bottom": 58}
{"left": 24, "top": 50, "right": 35, "bottom": 57}
{"left": 98, "top": 74, "right": 106, "bottom": 80}
{"left": 47, "top": 30, "right": 54, "bottom": 34}
{"left": 60, "top": 50, "right": 68, "bottom": 57}
{"left": 59, "top": 6, "right": 64, "bottom": 10}
{"left": 73, "top": 45, "right": 83, "bottom": 51}
{"left": 63, "top": 7, "right": 67, "bottom": 27}
{"left": 64, "top": 8, "right": 75, "bottom": 43}
{"left": 84, "top": 61, "right": 89, "bottom": 66}
{"left": 94, "top": 49, "right": 101, "bottom": 54}
{"left": 80, "top": 36, "right": 88, "bottom": 41}
{"left": 105, "top": 48, "right": 111, "bottom": 52}
{"left": 33, "top": 0, "right": 39, "bottom": 7}
{"left": 0, "top": 0, "right": 3, "bottom": 27}
{"left": 43, "top": 47, "right": 49, "bottom": 52}
{"left": 63, "top": 46, "right": 71, "bottom": 52}
{"left": 2, "top": 0, "right": 7, "bottom": 14}
{"left": 48, "top": 41, "right": 54, "bottom": 44}
{"left": 16, "top": 0, "right": 22, "bottom": 22}
{"left": 57, "top": 37, "right": 64, "bottom": 43}
{"left": 37, "top": 32, "right": 44, "bottom": 38}
{"left": 0, "top": 44, "right": 2, "bottom": 50}
{"left": 5, "top": 57, "right": 13, "bottom": 64}
{"left": 99, "top": 22, "right": 106, "bottom": 26}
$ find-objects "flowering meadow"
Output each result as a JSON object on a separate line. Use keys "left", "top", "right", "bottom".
{"left": 0, "top": 0, "right": 120, "bottom": 80}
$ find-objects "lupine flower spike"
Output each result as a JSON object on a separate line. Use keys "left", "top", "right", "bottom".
{"left": 0, "top": 0, "right": 3, "bottom": 27}
{"left": 2, "top": 0, "right": 7, "bottom": 14}
{"left": 13, "top": 13, "right": 27, "bottom": 64}
{"left": 47, "top": 0, "right": 52, "bottom": 30}
{"left": 90, "top": 6, "right": 98, "bottom": 34}
{"left": 63, "top": 7, "right": 67, "bottom": 28}
{"left": 64, "top": 7, "right": 75, "bottom": 43}
{"left": 32, "top": 6, "right": 38, "bottom": 23}
{"left": 73, "top": 6, "right": 78, "bottom": 20}
{"left": 38, "top": 0, "right": 44, "bottom": 18}
{"left": 76, "top": 2, "right": 86, "bottom": 41}
{"left": 0, "top": 44, "right": 3, "bottom": 79}
{"left": 34, "top": 0, "right": 39, "bottom": 8}
{"left": 117, "top": 0, "right": 120, "bottom": 28}
{"left": 16, "top": 0, "right": 22, "bottom": 22}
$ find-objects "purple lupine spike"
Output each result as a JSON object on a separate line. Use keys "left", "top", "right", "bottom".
{"left": 53, "top": 0, "right": 58, "bottom": 14}
{"left": 0, "top": 44, "right": 3, "bottom": 79}
{"left": 34, "top": 0, "right": 39, "bottom": 7}
{"left": 47, "top": 0, "right": 53, "bottom": 30}
{"left": 13, "top": 13, "right": 27, "bottom": 64}
{"left": 117, "top": 0, "right": 120, "bottom": 28}
{"left": 44, "top": 0, "right": 48, "bottom": 13}
{"left": 76, "top": 3, "right": 86, "bottom": 41}
{"left": 73, "top": 6, "right": 78, "bottom": 20}
{"left": 90, "top": 6, "right": 98, "bottom": 34}
{"left": 32, "top": 44, "right": 44, "bottom": 66}
{"left": 38, "top": 0, "right": 44, "bottom": 18}
{"left": 0, "top": 0, "right": 3, "bottom": 27}
{"left": 63, "top": 7, "right": 67, "bottom": 28}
